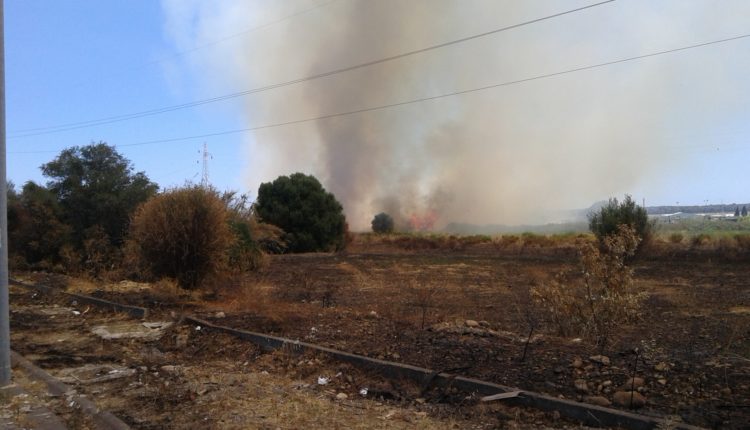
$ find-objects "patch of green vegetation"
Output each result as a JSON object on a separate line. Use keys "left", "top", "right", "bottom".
{"left": 654, "top": 216, "right": 750, "bottom": 238}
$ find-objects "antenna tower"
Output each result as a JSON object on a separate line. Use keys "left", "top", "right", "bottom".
{"left": 201, "top": 143, "right": 212, "bottom": 187}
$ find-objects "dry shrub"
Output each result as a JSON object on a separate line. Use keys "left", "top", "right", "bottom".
{"left": 458, "top": 234, "right": 492, "bottom": 247}
{"left": 392, "top": 234, "right": 441, "bottom": 251}
{"left": 494, "top": 235, "right": 520, "bottom": 250}
{"left": 273, "top": 274, "right": 341, "bottom": 308}
{"left": 668, "top": 233, "right": 684, "bottom": 244}
{"left": 58, "top": 244, "right": 81, "bottom": 274}
{"left": 521, "top": 232, "right": 551, "bottom": 248}
{"left": 221, "top": 282, "right": 305, "bottom": 327}
{"left": 531, "top": 225, "right": 646, "bottom": 350}
{"left": 127, "top": 186, "right": 232, "bottom": 289}
{"left": 149, "top": 278, "right": 184, "bottom": 302}
{"left": 734, "top": 234, "right": 750, "bottom": 255}
{"left": 403, "top": 279, "right": 440, "bottom": 330}
{"left": 716, "top": 236, "right": 738, "bottom": 259}
{"left": 691, "top": 233, "right": 711, "bottom": 247}
{"left": 82, "top": 225, "right": 121, "bottom": 277}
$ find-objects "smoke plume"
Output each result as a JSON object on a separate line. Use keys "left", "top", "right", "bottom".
{"left": 161, "top": 0, "right": 750, "bottom": 230}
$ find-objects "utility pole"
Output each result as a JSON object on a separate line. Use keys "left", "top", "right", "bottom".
{"left": 0, "top": 0, "right": 12, "bottom": 386}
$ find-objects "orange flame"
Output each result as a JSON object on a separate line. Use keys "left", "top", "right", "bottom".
{"left": 407, "top": 211, "right": 438, "bottom": 231}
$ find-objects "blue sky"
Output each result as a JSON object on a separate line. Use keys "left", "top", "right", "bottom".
{"left": 6, "top": 1, "right": 750, "bottom": 228}
{"left": 6, "top": 0, "right": 247, "bottom": 192}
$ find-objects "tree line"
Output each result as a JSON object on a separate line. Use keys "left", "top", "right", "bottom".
{"left": 8, "top": 142, "right": 348, "bottom": 289}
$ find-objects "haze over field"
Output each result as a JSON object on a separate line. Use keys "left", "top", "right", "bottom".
{"left": 8, "top": 2, "right": 748, "bottom": 231}
{"left": 161, "top": 0, "right": 750, "bottom": 230}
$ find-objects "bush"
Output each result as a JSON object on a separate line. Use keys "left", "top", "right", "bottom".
{"left": 255, "top": 173, "right": 347, "bottom": 253}
{"left": 691, "top": 233, "right": 711, "bottom": 247}
{"left": 668, "top": 233, "right": 684, "bottom": 244}
{"left": 531, "top": 225, "right": 645, "bottom": 351}
{"left": 222, "top": 191, "right": 266, "bottom": 271}
{"left": 588, "top": 195, "right": 653, "bottom": 251}
{"left": 127, "top": 186, "right": 233, "bottom": 289}
{"left": 371, "top": 212, "right": 395, "bottom": 234}
{"left": 735, "top": 234, "right": 750, "bottom": 253}
{"left": 8, "top": 181, "right": 71, "bottom": 267}
{"left": 82, "top": 225, "right": 120, "bottom": 276}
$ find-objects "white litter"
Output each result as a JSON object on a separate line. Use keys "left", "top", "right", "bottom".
{"left": 317, "top": 376, "right": 329, "bottom": 385}
{"left": 359, "top": 388, "right": 368, "bottom": 397}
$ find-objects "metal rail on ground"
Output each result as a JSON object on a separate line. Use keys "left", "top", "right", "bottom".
{"left": 11, "top": 351, "right": 131, "bottom": 430}
{"left": 9, "top": 279, "right": 147, "bottom": 319}
{"left": 11, "top": 279, "right": 705, "bottom": 430}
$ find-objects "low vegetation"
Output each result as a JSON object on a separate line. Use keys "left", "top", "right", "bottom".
{"left": 589, "top": 194, "right": 653, "bottom": 252}
{"left": 127, "top": 186, "right": 233, "bottom": 289}
{"left": 7, "top": 142, "right": 367, "bottom": 289}
{"left": 532, "top": 225, "right": 645, "bottom": 351}
{"left": 371, "top": 212, "right": 395, "bottom": 234}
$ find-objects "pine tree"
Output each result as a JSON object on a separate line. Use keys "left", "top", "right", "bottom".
{"left": 742, "top": 205, "right": 748, "bottom": 217}
{"left": 734, "top": 207, "right": 740, "bottom": 217}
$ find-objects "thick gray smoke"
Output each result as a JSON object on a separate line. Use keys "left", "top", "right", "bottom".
{"left": 162, "top": 0, "right": 750, "bottom": 230}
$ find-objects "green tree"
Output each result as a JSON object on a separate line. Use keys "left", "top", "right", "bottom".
{"left": 42, "top": 142, "right": 158, "bottom": 247}
{"left": 255, "top": 173, "right": 346, "bottom": 253}
{"left": 371, "top": 212, "right": 395, "bottom": 234}
{"left": 742, "top": 205, "right": 748, "bottom": 217}
{"left": 128, "top": 186, "right": 232, "bottom": 289}
{"left": 8, "top": 181, "right": 71, "bottom": 265}
{"left": 735, "top": 207, "right": 741, "bottom": 217}
{"left": 588, "top": 195, "right": 653, "bottom": 251}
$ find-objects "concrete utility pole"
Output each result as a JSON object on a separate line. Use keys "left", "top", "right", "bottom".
{"left": 0, "top": 0, "right": 11, "bottom": 386}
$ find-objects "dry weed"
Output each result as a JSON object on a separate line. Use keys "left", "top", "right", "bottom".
{"left": 532, "top": 225, "right": 647, "bottom": 351}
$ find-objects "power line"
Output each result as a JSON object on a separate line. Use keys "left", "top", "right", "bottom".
{"left": 10, "top": 32, "right": 749, "bottom": 155}
{"left": 13, "top": 0, "right": 342, "bottom": 134}
{"left": 9, "top": 0, "right": 615, "bottom": 138}
{"left": 150, "top": 0, "right": 341, "bottom": 67}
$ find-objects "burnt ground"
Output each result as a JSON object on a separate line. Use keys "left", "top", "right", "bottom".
{"left": 13, "top": 240, "right": 750, "bottom": 428}
{"left": 6, "top": 283, "right": 589, "bottom": 429}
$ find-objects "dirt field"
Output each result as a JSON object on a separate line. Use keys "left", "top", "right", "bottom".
{"left": 7, "top": 282, "right": 587, "bottom": 429}
{"left": 11, "top": 237, "right": 750, "bottom": 428}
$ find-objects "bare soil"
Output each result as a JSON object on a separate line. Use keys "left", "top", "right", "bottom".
{"left": 7, "top": 283, "right": 585, "bottom": 429}
{"left": 12, "top": 239, "right": 750, "bottom": 428}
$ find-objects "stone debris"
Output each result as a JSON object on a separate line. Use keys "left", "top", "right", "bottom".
{"left": 613, "top": 390, "right": 646, "bottom": 409}
{"left": 619, "top": 377, "right": 645, "bottom": 391}
{"left": 589, "top": 355, "right": 610, "bottom": 366}
{"left": 91, "top": 321, "right": 173, "bottom": 340}
{"left": 574, "top": 379, "right": 589, "bottom": 393}
{"left": 465, "top": 320, "right": 480, "bottom": 328}
{"left": 56, "top": 364, "right": 136, "bottom": 384}
{"left": 584, "top": 396, "right": 611, "bottom": 407}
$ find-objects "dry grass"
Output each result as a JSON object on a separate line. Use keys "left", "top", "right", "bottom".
{"left": 140, "top": 353, "right": 465, "bottom": 430}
